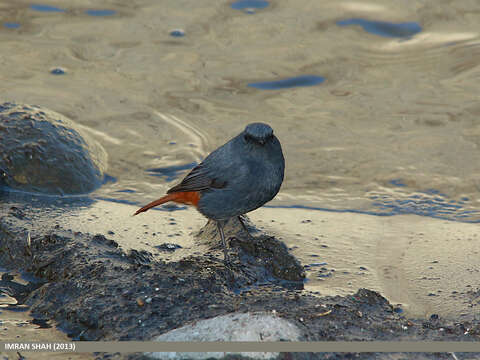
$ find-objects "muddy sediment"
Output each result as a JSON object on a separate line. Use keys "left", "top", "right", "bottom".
{"left": 0, "top": 199, "right": 479, "bottom": 360}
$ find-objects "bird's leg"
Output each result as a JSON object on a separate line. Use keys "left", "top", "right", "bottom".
{"left": 237, "top": 215, "right": 255, "bottom": 240}
{"left": 216, "top": 220, "right": 230, "bottom": 264}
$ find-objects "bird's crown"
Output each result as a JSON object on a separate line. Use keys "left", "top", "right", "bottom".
{"left": 244, "top": 123, "right": 273, "bottom": 141}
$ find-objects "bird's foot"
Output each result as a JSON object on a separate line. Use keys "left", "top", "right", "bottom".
{"left": 228, "top": 235, "right": 244, "bottom": 243}
{"left": 222, "top": 245, "right": 232, "bottom": 266}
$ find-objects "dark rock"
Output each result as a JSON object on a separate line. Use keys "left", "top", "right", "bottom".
{"left": 197, "top": 217, "right": 305, "bottom": 283}
{"left": 154, "top": 243, "right": 182, "bottom": 252}
{"left": 0, "top": 102, "right": 107, "bottom": 194}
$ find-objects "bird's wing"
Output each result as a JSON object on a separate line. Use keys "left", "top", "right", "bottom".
{"left": 167, "top": 162, "right": 227, "bottom": 193}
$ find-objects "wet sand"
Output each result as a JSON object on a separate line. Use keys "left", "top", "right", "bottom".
{"left": 0, "top": 299, "right": 94, "bottom": 360}
{"left": 249, "top": 208, "right": 480, "bottom": 320}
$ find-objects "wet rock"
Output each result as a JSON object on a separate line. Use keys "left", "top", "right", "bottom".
{"left": 154, "top": 243, "right": 182, "bottom": 252}
{"left": 50, "top": 67, "right": 66, "bottom": 75}
{"left": 147, "top": 312, "right": 302, "bottom": 360}
{"left": 169, "top": 29, "right": 185, "bottom": 37}
{"left": 8, "top": 206, "right": 27, "bottom": 220}
{"left": 197, "top": 217, "right": 305, "bottom": 283}
{"left": 0, "top": 102, "right": 107, "bottom": 194}
{"left": 0, "top": 273, "right": 44, "bottom": 303}
{"left": 127, "top": 249, "right": 153, "bottom": 265}
{"left": 351, "top": 288, "right": 393, "bottom": 313}
{"left": 92, "top": 234, "right": 119, "bottom": 248}
{"left": 393, "top": 307, "right": 403, "bottom": 314}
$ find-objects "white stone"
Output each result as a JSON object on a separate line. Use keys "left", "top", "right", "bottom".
{"left": 145, "top": 312, "right": 302, "bottom": 360}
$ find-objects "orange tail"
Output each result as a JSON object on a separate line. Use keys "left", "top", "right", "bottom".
{"left": 134, "top": 191, "right": 200, "bottom": 215}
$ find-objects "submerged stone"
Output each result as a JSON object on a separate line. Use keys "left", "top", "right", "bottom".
{"left": 0, "top": 102, "right": 107, "bottom": 195}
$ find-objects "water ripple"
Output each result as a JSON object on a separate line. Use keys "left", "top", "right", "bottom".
{"left": 147, "top": 162, "right": 197, "bottom": 182}
{"left": 4, "top": 23, "right": 20, "bottom": 29}
{"left": 153, "top": 112, "right": 209, "bottom": 163}
{"left": 337, "top": 18, "right": 422, "bottom": 38}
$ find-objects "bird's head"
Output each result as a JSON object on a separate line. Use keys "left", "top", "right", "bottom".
{"left": 243, "top": 123, "right": 274, "bottom": 146}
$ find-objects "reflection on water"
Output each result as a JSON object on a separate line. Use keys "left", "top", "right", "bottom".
{"left": 337, "top": 18, "right": 422, "bottom": 38}
{"left": 3, "top": 22, "right": 20, "bottom": 29}
{"left": 85, "top": 9, "right": 116, "bottom": 17}
{"left": 231, "top": 0, "right": 270, "bottom": 10}
{"left": 30, "top": 4, "right": 65, "bottom": 12}
{"left": 248, "top": 75, "right": 325, "bottom": 90}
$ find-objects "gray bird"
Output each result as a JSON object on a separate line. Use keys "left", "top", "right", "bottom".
{"left": 134, "top": 123, "right": 285, "bottom": 262}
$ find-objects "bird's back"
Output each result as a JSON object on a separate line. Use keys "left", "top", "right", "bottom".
{"left": 196, "top": 133, "right": 284, "bottom": 220}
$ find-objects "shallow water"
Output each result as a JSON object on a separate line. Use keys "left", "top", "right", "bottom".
{"left": 2, "top": 0, "right": 480, "bottom": 222}
{"left": 1, "top": 0, "right": 480, "bottom": 329}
